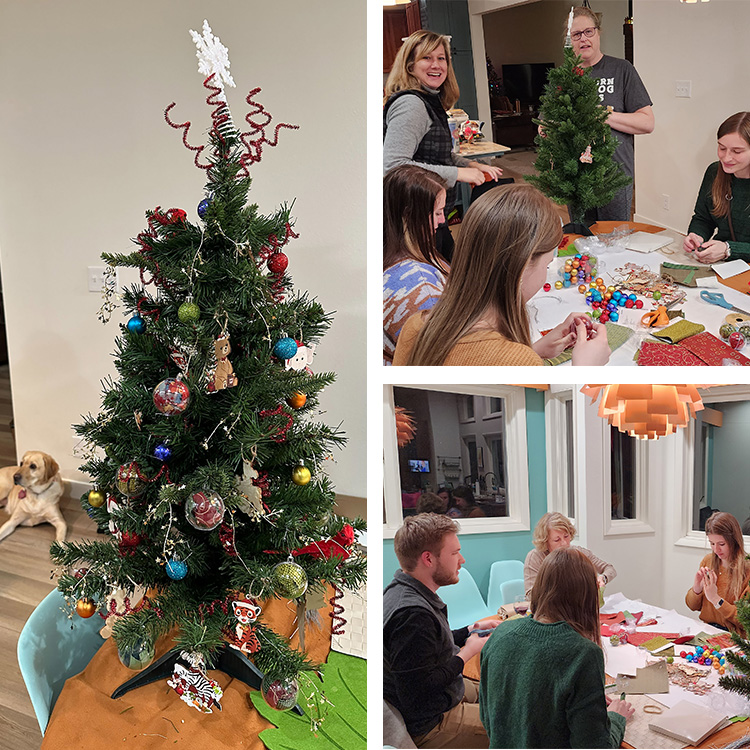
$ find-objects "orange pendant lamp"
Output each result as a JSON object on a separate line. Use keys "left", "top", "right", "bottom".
{"left": 581, "top": 384, "right": 709, "bottom": 440}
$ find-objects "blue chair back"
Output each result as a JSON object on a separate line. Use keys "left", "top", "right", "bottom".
{"left": 487, "top": 560, "right": 524, "bottom": 611}
{"left": 17, "top": 588, "right": 105, "bottom": 734}
{"left": 499, "top": 578, "right": 526, "bottom": 607}
{"left": 439, "top": 568, "right": 492, "bottom": 630}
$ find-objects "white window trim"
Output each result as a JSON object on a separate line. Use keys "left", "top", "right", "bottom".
{"left": 674, "top": 385, "right": 750, "bottom": 549}
{"left": 544, "top": 388, "right": 576, "bottom": 521}
{"left": 383, "top": 384, "right": 530, "bottom": 538}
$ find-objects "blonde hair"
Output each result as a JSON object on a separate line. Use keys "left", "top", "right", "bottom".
{"left": 705, "top": 511, "right": 750, "bottom": 603}
{"left": 533, "top": 512, "right": 577, "bottom": 551}
{"left": 394, "top": 513, "right": 459, "bottom": 572}
{"left": 406, "top": 184, "right": 563, "bottom": 366}
{"left": 711, "top": 112, "right": 750, "bottom": 220}
{"left": 531, "top": 547, "right": 601, "bottom": 644}
{"left": 384, "top": 30, "right": 460, "bottom": 110}
{"left": 567, "top": 6, "right": 601, "bottom": 34}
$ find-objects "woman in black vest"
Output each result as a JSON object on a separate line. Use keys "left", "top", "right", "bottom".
{"left": 384, "top": 30, "right": 502, "bottom": 260}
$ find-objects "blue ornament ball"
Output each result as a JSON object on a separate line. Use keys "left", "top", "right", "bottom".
{"left": 166, "top": 559, "right": 188, "bottom": 580}
{"left": 154, "top": 443, "right": 172, "bottom": 462}
{"left": 197, "top": 198, "right": 212, "bottom": 218}
{"left": 127, "top": 315, "right": 146, "bottom": 334}
{"left": 610, "top": 311, "right": 619, "bottom": 322}
{"left": 273, "top": 337, "right": 298, "bottom": 360}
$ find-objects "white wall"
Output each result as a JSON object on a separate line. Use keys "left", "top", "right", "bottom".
{"left": 634, "top": 0, "right": 750, "bottom": 230}
{"left": 0, "top": 1, "right": 366, "bottom": 498}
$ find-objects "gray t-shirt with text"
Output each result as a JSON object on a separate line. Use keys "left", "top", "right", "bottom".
{"left": 588, "top": 54, "right": 652, "bottom": 178}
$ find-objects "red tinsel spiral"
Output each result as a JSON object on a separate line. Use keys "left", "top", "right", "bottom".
{"left": 259, "top": 404, "right": 293, "bottom": 443}
{"left": 219, "top": 522, "right": 238, "bottom": 556}
{"left": 329, "top": 585, "right": 346, "bottom": 636}
{"left": 136, "top": 296, "right": 161, "bottom": 323}
{"left": 238, "top": 87, "right": 299, "bottom": 177}
{"left": 164, "top": 103, "right": 211, "bottom": 170}
{"left": 251, "top": 470, "right": 271, "bottom": 501}
{"left": 198, "top": 595, "right": 233, "bottom": 622}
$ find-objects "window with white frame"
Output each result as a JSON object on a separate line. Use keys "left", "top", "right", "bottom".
{"left": 689, "top": 391, "right": 750, "bottom": 533}
{"left": 544, "top": 389, "right": 576, "bottom": 521}
{"left": 383, "top": 385, "right": 530, "bottom": 536}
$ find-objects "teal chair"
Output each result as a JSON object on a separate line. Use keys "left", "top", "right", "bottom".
{"left": 439, "top": 568, "right": 493, "bottom": 630}
{"left": 487, "top": 560, "right": 525, "bottom": 611}
{"left": 499, "top": 578, "right": 526, "bottom": 608}
{"left": 17, "top": 588, "right": 105, "bottom": 734}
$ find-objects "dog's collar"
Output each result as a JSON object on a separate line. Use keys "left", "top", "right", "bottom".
{"left": 34, "top": 477, "right": 58, "bottom": 494}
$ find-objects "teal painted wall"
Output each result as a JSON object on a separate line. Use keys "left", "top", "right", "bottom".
{"left": 383, "top": 389, "right": 548, "bottom": 599}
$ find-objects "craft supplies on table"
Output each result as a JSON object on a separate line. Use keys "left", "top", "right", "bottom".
{"left": 529, "top": 223, "right": 750, "bottom": 365}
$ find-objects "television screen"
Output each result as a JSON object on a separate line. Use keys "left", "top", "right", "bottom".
{"left": 409, "top": 459, "right": 430, "bottom": 473}
{"left": 501, "top": 63, "right": 554, "bottom": 107}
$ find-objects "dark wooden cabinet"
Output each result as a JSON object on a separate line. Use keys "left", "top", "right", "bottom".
{"left": 383, "top": 1, "right": 421, "bottom": 74}
{"left": 492, "top": 111, "right": 537, "bottom": 149}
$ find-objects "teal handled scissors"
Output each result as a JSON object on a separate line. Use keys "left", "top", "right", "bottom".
{"left": 699, "top": 290, "right": 749, "bottom": 315}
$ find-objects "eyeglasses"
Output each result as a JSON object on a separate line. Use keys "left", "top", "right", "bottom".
{"left": 571, "top": 27, "right": 598, "bottom": 41}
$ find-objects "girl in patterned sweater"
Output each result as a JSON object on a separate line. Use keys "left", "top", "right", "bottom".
{"left": 383, "top": 165, "right": 449, "bottom": 365}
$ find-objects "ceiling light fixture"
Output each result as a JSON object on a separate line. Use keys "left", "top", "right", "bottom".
{"left": 581, "top": 384, "right": 709, "bottom": 440}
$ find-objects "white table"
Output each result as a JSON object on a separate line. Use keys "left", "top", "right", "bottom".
{"left": 600, "top": 592, "right": 747, "bottom": 748}
{"left": 527, "top": 227, "right": 750, "bottom": 365}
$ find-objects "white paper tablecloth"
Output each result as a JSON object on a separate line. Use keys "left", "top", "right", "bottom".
{"left": 527, "top": 231, "right": 750, "bottom": 366}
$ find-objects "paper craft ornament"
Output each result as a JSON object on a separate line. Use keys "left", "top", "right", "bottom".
{"left": 226, "top": 598, "right": 262, "bottom": 655}
{"left": 261, "top": 674, "right": 299, "bottom": 711}
{"left": 284, "top": 342, "right": 315, "bottom": 374}
{"left": 236, "top": 461, "right": 265, "bottom": 518}
{"left": 153, "top": 377, "right": 191, "bottom": 415}
{"left": 167, "top": 651, "right": 224, "bottom": 713}
{"left": 185, "top": 489, "right": 225, "bottom": 530}
{"left": 206, "top": 334, "right": 238, "bottom": 392}
{"left": 579, "top": 144, "right": 593, "bottom": 163}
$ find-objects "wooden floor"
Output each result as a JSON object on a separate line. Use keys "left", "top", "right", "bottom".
{"left": 0, "top": 366, "right": 99, "bottom": 749}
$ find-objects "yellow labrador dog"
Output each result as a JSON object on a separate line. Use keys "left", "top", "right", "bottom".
{"left": 0, "top": 451, "right": 65, "bottom": 542}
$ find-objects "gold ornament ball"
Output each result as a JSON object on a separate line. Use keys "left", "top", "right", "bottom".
{"left": 76, "top": 598, "right": 97, "bottom": 618}
{"left": 273, "top": 561, "right": 308, "bottom": 599}
{"left": 292, "top": 465, "right": 311, "bottom": 486}
{"left": 286, "top": 392, "right": 307, "bottom": 409}
{"left": 88, "top": 489, "right": 106, "bottom": 508}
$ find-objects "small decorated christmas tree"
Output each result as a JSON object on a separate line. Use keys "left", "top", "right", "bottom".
{"left": 718, "top": 596, "right": 750, "bottom": 698}
{"left": 527, "top": 44, "right": 631, "bottom": 234}
{"left": 49, "top": 20, "right": 365, "bottom": 722}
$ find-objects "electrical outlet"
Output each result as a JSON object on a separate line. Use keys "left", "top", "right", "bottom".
{"left": 662, "top": 194, "right": 670, "bottom": 211}
{"left": 87, "top": 266, "right": 106, "bottom": 293}
{"left": 675, "top": 80, "right": 691, "bottom": 98}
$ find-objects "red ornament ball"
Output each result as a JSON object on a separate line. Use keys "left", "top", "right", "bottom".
{"left": 634, "top": 300, "right": 644, "bottom": 309}
{"left": 153, "top": 377, "right": 190, "bottom": 415}
{"left": 543, "top": 283, "right": 551, "bottom": 292}
{"left": 729, "top": 331, "right": 746, "bottom": 351}
{"left": 268, "top": 253, "right": 289, "bottom": 274}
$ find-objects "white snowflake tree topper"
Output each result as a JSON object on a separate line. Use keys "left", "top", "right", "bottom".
{"left": 190, "top": 20, "right": 236, "bottom": 102}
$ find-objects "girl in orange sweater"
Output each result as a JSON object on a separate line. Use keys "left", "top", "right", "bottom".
{"left": 685, "top": 511, "right": 750, "bottom": 635}
{"left": 392, "top": 184, "right": 611, "bottom": 366}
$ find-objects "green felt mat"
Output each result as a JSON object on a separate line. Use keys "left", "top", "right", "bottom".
{"left": 251, "top": 651, "right": 366, "bottom": 750}
{"left": 545, "top": 322, "right": 633, "bottom": 366}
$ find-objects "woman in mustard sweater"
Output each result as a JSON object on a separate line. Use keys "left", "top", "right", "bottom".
{"left": 686, "top": 511, "right": 750, "bottom": 635}
{"left": 392, "top": 184, "right": 611, "bottom": 366}
{"left": 479, "top": 547, "right": 633, "bottom": 748}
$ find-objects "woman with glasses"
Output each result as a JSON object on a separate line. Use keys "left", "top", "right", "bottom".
{"left": 568, "top": 6, "right": 654, "bottom": 222}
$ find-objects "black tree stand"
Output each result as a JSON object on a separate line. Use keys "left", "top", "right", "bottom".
{"left": 111, "top": 644, "right": 304, "bottom": 715}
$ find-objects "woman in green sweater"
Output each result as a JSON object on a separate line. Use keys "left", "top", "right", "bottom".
{"left": 684, "top": 112, "right": 750, "bottom": 263}
{"left": 479, "top": 547, "right": 633, "bottom": 748}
